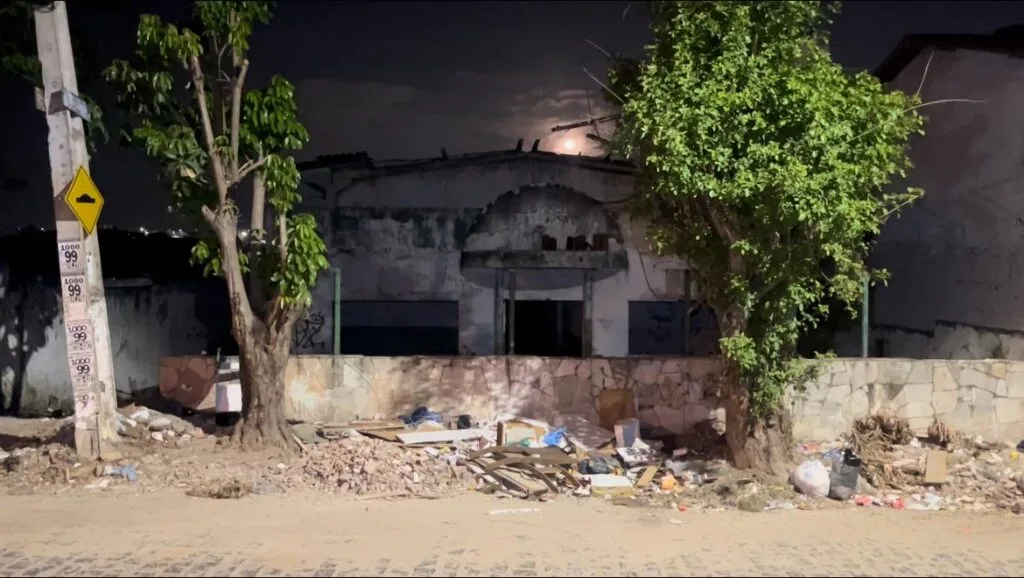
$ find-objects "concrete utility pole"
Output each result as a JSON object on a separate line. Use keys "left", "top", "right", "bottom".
{"left": 34, "top": 1, "right": 119, "bottom": 459}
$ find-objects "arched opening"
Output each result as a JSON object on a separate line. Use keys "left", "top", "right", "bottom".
{"left": 461, "top": 186, "right": 628, "bottom": 356}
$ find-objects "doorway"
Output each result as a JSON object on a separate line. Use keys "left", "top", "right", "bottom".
{"left": 504, "top": 300, "right": 583, "bottom": 357}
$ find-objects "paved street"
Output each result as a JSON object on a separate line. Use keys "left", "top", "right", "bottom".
{"left": 0, "top": 490, "right": 1022, "bottom": 577}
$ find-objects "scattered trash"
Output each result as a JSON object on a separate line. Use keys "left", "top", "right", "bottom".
{"left": 84, "top": 478, "right": 110, "bottom": 490}
{"left": 791, "top": 460, "right": 830, "bottom": 498}
{"left": 401, "top": 406, "right": 444, "bottom": 428}
{"left": 906, "top": 492, "right": 943, "bottom": 511}
{"left": 487, "top": 508, "right": 540, "bottom": 516}
{"left": 827, "top": 449, "right": 862, "bottom": 501}
{"left": 186, "top": 479, "right": 251, "bottom": 500}
{"left": 660, "top": 473, "right": 677, "bottom": 492}
{"left": 854, "top": 495, "right": 876, "bottom": 507}
{"left": 103, "top": 464, "right": 138, "bottom": 482}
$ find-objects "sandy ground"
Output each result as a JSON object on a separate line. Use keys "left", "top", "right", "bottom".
{"left": 1, "top": 490, "right": 1023, "bottom": 577}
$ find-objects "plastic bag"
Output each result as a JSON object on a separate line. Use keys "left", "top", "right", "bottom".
{"left": 791, "top": 459, "right": 830, "bottom": 498}
{"left": 828, "top": 449, "right": 862, "bottom": 501}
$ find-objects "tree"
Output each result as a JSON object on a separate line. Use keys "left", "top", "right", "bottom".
{"left": 104, "top": 1, "right": 328, "bottom": 449}
{"left": 1, "top": 0, "right": 107, "bottom": 187}
{"left": 609, "top": 1, "right": 924, "bottom": 474}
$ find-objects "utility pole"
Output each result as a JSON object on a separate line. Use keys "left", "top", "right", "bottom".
{"left": 34, "top": 1, "right": 119, "bottom": 459}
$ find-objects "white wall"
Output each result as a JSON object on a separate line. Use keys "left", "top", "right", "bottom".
{"left": 296, "top": 156, "right": 705, "bottom": 357}
{"left": 0, "top": 274, "right": 231, "bottom": 415}
{"left": 868, "top": 48, "right": 1024, "bottom": 357}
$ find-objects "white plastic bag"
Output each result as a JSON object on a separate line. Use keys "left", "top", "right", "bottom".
{"left": 791, "top": 459, "right": 830, "bottom": 498}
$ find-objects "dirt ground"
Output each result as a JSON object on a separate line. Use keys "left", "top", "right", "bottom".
{"left": 1, "top": 490, "right": 1023, "bottom": 577}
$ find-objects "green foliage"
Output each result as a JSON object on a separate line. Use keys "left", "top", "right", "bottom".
{"left": 104, "top": 1, "right": 327, "bottom": 310}
{"left": 610, "top": 1, "right": 924, "bottom": 417}
{"left": 0, "top": 0, "right": 107, "bottom": 153}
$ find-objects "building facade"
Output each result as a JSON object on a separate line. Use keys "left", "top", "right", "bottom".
{"left": 296, "top": 147, "right": 721, "bottom": 359}
{"left": 840, "top": 26, "right": 1024, "bottom": 359}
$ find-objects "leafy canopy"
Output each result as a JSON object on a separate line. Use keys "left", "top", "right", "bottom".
{"left": 104, "top": 1, "right": 327, "bottom": 308}
{"left": 0, "top": 0, "right": 107, "bottom": 152}
{"left": 611, "top": 1, "right": 924, "bottom": 415}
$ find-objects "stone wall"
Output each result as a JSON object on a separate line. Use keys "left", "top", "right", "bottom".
{"left": 791, "top": 358, "right": 1024, "bottom": 443}
{"left": 159, "top": 355, "right": 1024, "bottom": 444}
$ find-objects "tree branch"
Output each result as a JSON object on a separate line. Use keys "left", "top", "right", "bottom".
{"left": 277, "top": 212, "right": 288, "bottom": 264}
{"left": 250, "top": 173, "right": 266, "bottom": 238}
{"left": 189, "top": 55, "right": 229, "bottom": 204}
{"left": 237, "top": 155, "right": 269, "bottom": 182}
{"left": 230, "top": 58, "right": 250, "bottom": 181}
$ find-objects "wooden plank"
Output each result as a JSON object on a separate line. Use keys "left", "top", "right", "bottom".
{"left": 924, "top": 449, "right": 948, "bottom": 484}
{"left": 396, "top": 428, "right": 487, "bottom": 444}
{"left": 636, "top": 466, "right": 658, "bottom": 489}
{"left": 321, "top": 419, "right": 405, "bottom": 431}
{"left": 359, "top": 429, "right": 404, "bottom": 442}
{"left": 598, "top": 389, "right": 636, "bottom": 431}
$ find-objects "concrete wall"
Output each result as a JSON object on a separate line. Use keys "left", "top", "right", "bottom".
{"left": 160, "top": 355, "right": 1024, "bottom": 444}
{"left": 296, "top": 157, "right": 719, "bottom": 358}
{"left": 0, "top": 277, "right": 232, "bottom": 416}
{"left": 868, "top": 49, "right": 1024, "bottom": 358}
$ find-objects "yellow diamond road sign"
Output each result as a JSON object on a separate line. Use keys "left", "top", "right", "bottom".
{"left": 64, "top": 166, "right": 104, "bottom": 235}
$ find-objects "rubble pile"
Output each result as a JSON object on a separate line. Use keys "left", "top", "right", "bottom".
{"left": 0, "top": 443, "right": 83, "bottom": 491}
{"left": 300, "top": 433, "right": 475, "bottom": 497}
{"left": 791, "top": 412, "right": 1024, "bottom": 512}
{"left": 9, "top": 396, "right": 1024, "bottom": 515}
{"left": 115, "top": 404, "right": 208, "bottom": 445}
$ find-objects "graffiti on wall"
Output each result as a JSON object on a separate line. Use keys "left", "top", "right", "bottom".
{"left": 292, "top": 311, "right": 328, "bottom": 352}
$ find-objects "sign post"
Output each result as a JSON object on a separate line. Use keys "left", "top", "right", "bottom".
{"left": 35, "top": 1, "right": 119, "bottom": 459}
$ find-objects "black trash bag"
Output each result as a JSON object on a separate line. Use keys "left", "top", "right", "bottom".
{"left": 828, "top": 449, "right": 862, "bottom": 501}
{"left": 579, "top": 456, "right": 618, "bottom": 475}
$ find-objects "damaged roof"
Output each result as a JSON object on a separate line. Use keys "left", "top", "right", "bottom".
{"left": 296, "top": 144, "right": 635, "bottom": 178}
{"left": 875, "top": 24, "right": 1024, "bottom": 83}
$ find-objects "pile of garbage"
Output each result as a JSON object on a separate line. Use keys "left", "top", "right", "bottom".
{"left": 286, "top": 407, "right": 768, "bottom": 510}
{"left": 790, "top": 412, "right": 1024, "bottom": 513}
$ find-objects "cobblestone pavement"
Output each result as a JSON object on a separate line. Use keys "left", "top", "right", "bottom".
{"left": 1, "top": 490, "right": 1023, "bottom": 577}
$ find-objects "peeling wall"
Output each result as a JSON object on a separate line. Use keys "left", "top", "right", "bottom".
{"left": 298, "top": 157, "right": 719, "bottom": 357}
{"left": 869, "top": 49, "right": 1024, "bottom": 358}
{"left": 0, "top": 276, "right": 232, "bottom": 416}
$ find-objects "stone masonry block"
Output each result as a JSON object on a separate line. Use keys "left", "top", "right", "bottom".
{"left": 898, "top": 383, "right": 934, "bottom": 407}
{"left": 960, "top": 367, "right": 998, "bottom": 394}
{"left": 1006, "top": 376, "right": 1024, "bottom": 399}
{"left": 906, "top": 362, "right": 931, "bottom": 385}
{"left": 821, "top": 383, "right": 852, "bottom": 411}
{"left": 631, "top": 360, "right": 661, "bottom": 386}
{"left": 994, "top": 398, "right": 1024, "bottom": 425}
{"left": 842, "top": 387, "right": 870, "bottom": 420}
{"left": 990, "top": 362, "right": 1008, "bottom": 379}
{"left": 932, "top": 388, "right": 958, "bottom": 415}
{"left": 877, "top": 360, "right": 913, "bottom": 385}
{"left": 933, "top": 364, "right": 957, "bottom": 392}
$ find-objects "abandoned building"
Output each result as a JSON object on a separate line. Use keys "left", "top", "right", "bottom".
{"left": 294, "top": 144, "right": 721, "bottom": 359}
{"left": 836, "top": 25, "right": 1024, "bottom": 360}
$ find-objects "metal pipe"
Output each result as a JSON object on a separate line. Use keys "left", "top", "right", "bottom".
{"left": 682, "top": 269, "right": 692, "bottom": 356}
{"left": 861, "top": 274, "right": 869, "bottom": 358}
{"left": 333, "top": 268, "right": 341, "bottom": 355}
{"left": 508, "top": 270, "right": 517, "bottom": 355}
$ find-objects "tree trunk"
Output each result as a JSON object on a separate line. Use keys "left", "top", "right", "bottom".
{"left": 717, "top": 305, "right": 794, "bottom": 478}
{"left": 232, "top": 317, "right": 297, "bottom": 450}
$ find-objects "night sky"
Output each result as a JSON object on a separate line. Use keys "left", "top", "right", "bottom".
{"left": 1, "top": 0, "right": 1021, "bottom": 234}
